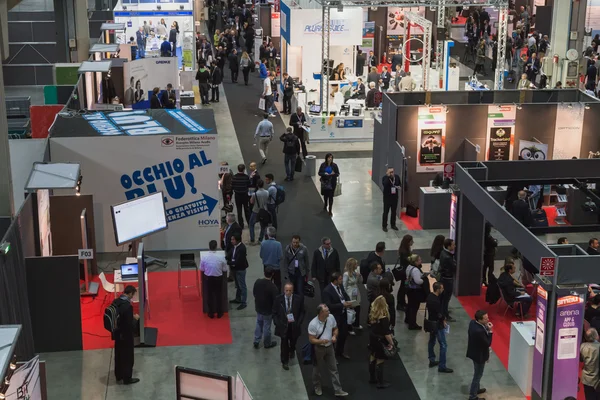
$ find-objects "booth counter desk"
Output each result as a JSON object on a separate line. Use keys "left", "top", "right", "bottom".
{"left": 508, "top": 321, "right": 535, "bottom": 396}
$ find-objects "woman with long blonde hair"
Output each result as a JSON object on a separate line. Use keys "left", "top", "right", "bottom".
{"left": 343, "top": 258, "right": 363, "bottom": 334}
{"left": 240, "top": 51, "right": 251, "bottom": 85}
{"left": 368, "top": 295, "right": 394, "bottom": 389}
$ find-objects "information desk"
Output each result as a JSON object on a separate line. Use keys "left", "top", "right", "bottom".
{"left": 419, "top": 187, "right": 452, "bottom": 229}
{"left": 508, "top": 321, "right": 535, "bottom": 396}
{"left": 200, "top": 251, "right": 228, "bottom": 314}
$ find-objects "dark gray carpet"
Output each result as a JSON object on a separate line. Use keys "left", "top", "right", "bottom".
{"left": 223, "top": 70, "right": 421, "bottom": 400}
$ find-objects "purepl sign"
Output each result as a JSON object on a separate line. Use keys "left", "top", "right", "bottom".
{"left": 304, "top": 19, "right": 348, "bottom": 34}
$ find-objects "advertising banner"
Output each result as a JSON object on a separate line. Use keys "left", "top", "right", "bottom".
{"left": 271, "top": 12, "right": 280, "bottom": 38}
{"left": 449, "top": 193, "right": 458, "bottom": 241}
{"left": 532, "top": 285, "right": 547, "bottom": 396}
{"left": 360, "top": 21, "right": 375, "bottom": 54}
{"left": 288, "top": 8, "right": 363, "bottom": 47}
{"left": 123, "top": 57, "right": 180, "bottom": 105}
{"left": 553, "top": 103, "right": 584, "bottom": 159}
{"left": 552, "top": 294, "right": 585, "bottom": 400}
{"left": 387, "top": 7, "right": 424, "bottom": 36}
{"left": 5, "top": 356, "right": 42, "bottom": 400}
{"left": 416, "top": 106, "right": 446, "bottom": 173}
{"left": 485, "top": 105, "right": 516, "bottom": 161}
{"left": 518, "top": 140, "right": 549, "bottom": 160}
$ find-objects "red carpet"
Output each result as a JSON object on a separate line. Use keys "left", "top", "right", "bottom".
{"left": 81, "top": 271, "right": 232, "bottom": 350}
{"left": 400, "top": 210, "right": 422, "bottom": 230}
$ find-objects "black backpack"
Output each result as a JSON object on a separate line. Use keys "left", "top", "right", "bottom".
{"left": 284, "top": 135, "right": 297, "bottom": 151}
{"left": 104, "top": 299, "right": 123, "bottom": 339}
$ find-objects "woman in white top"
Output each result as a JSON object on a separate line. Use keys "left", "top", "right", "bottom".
{"left": 405, "top": 254, "right": 427, "bottom": 330}
{"left": 343, "top": 258, "right": 363, "bottom": 334}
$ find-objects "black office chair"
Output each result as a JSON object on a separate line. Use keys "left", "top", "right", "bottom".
{"left": 178, "top": 253, "right": 200, "bottom": 297}
{"left": 497, "top": 282, "right": 524, "bottom": 321}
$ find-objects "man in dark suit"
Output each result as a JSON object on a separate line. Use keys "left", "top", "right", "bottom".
{"left": 273, "top": 282, "right": 306, "bottom": 370}
{"left": 588, "top": 238, "right": 600, "bottom": 255}
{"left": 160, "top": 83, "right": 176, "bottom": 109}
{"left": 356, "top": 49, "right": 366, "bottom": 76}
{"left": 227, "top": 233, "right": 248, "bottom": 310}
{"left": 381, "top": 167, "right": 401, "bottom": 232}
{"left": 466, "top": 310, "right": 493, "bottom": 400}
{"left": 113, "top": 285, "right": 140, "bottom": 384}
{"left": 498, "top": 262, "right": 532, "bottom": 317}
{"left": 367, "top": 50, "right": 377, "bottom": 68}
{"left": 511, "top": 190, "right": 533, "bottom": 227}
{"left": 322, "top": 272, "right": 352, "bottom": 359}
{"left": 289, "top": 107, "right": 308, "bottom": 158}
{"left": 222, "top": 213, "right": 242, "bottom": 283}
{"left": 311, "top": 237, "right": 341, "bottom": 296}
{"left": 149, "top": 87, "right": 162, "bottom": 109}
{"left": 282, "top": 72, "right": 295, "bottom": 115}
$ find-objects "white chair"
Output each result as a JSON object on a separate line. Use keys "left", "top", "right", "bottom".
{"left": 99, "top": 272, "right": 117, "bottom": 305}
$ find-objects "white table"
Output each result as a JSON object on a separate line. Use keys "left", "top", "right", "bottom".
{"left": 508, "top": 321, "right": 536, "bottom": 396}
{"left": 113, "top": 265, "right": 149, "bottom": 304}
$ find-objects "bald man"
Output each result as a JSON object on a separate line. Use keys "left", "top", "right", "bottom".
{"left": 511, "top": 190, "right": 533, "bottom": 227}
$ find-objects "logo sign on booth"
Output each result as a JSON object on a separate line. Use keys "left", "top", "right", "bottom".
{"left": 416, "top": 106, "right": 446, "bottom": 173}
{"left": 485, "top": 105, "right": 516, "bottom": 161}
{"left": 443, "top": 162, "right": 455, "bottom": 179}
{"left": 532, "top": 285, "right": 547, "bottom": 396}
{"left": 552, "top": 294, "right": 585, "bottom": 399}
{"left": 449, "top": 193, "right": 458, "bottom": 241}
{"left": 539, "top": 257, "right": 556, "bottom": 277}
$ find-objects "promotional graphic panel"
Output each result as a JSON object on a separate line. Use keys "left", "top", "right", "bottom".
{"left": 518, "top": 140, "right": 549, "bottom": 160}
{"left": 387, "top": 7, "right": 425, "bottom": 35}
{"left": 5, "top": 356, "right": 42, "bottom": 400}
{"left": 123, "top": 57, "right": 180, "bottom": 105}
{"left": 288, "top": 8, "right": 363, "bottom": 47}
{"left": 416, "top": 106, "right": 446, "bottom": 173}
{"left": 552, "top": 294, "right": 585, "bottom": 400}
{"left": 485, "top": 105, "right": 516, "bottom": 161}
{"left": 531, "top": 286, "right": 547, "bottom": 397}
{"left": 553, "top": 103, "right": 584, "bottom": 159}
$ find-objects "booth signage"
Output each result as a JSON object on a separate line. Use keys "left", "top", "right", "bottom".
{"left": 303, "top": 19, "right": 348, "bottom": 34}
{"left": 552, "top": 294, "right": 585, "bottom": 399}
{"left": 532, "top": 285, "right": 547, "bottom": 396}
{"left": 416, "top": 106, "right": 446, "bottom": 173}
{"left": 485, "top": 105, "right": 516, "bottom": 161}
{"left": 518, "top": 140, "right": 548, "bottom": 160}
{"left": 78, "top": 249, "right": 94, "bottom": 260}
{"left": 443, "top": 162, "right": 454, "bottom": 179}
{"left": 539, "top": 257, "right": 556, "bottom": 276}
{"left": 553, "top": 103, "right": 584, "bottom": 159}
{"left": 449, "top": 193, "right": 458, "bottom": 241}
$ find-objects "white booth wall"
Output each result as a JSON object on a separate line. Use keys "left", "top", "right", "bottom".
{"left": 123, "top": 57, "right": 180, "bottom": 102}
{"left": 8, "top": 139, "right": 48, "bottom": 212}
{"left": 49, "top": 135, "right": 220, "bottom": 253}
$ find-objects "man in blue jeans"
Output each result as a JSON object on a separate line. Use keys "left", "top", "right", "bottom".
{"left": 280, "top": 127, "right": 301, "bottom": 181}
{"left": 284, "top": 234, "right": 310, "bottom": 296}
{"left": 426, "top": 282, "right": 453, "bottom": 373}
{"left": 253, "top": 267, "right": 279, "bottom": 349}
{"left": 466, "top": 310, "right": 493, "bottom": 400}
{"left": 260, "top": 227, "right": 283, "bottom": 292}
{"left": 227, "top": 234, "right": 248, "bottom": 310}
{"left": 135, "top": 27, "right": 146, "bottom": 59}
{"left": 264, "top": 173, "right": 278, "bottom": 229}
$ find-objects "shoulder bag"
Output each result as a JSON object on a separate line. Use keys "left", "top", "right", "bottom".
{"left": 302, "top": 318, "right": 328, "bottom": 365}
{"left": 391, "top": 256, "right": 404, "bottom": 282}
{"left": 423, "top": 306, "right": 437, "bottom": 333}
{"left": 255, "top": 193, "right": 271, "bottom": 224}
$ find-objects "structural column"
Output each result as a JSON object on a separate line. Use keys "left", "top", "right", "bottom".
{"left": 549, "top": 0, "right": 572, "bottom": 87}
{"left": 74, "top": 0, "right": 90, "bottom": 62}
{"left": 0, "top": 0, "right": 15, "bottom": 217}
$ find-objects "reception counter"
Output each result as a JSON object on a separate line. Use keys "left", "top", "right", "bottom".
{"left": 418, "top": 187, "right": 452, "bottom": 229}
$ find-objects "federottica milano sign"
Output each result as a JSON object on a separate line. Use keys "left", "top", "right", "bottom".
{"left": 304, "top": 19, "right": 349, "bottom": 34}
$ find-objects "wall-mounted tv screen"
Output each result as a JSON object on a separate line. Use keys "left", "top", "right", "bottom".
{"left": 110, "top": 192, "right": 168, "bottom": 246}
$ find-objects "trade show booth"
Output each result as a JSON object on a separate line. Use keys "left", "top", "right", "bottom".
{"left": 48, "top": 109, "right": 220, "bottom": 253}
{"left": 374, "top": 90, "right": 600, "bottom": 214}
{"left": 124, "top": 57, "right": 181, "bottom": 108}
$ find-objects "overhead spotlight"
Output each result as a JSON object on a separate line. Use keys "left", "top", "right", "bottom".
{"left": 513, "top": 102, "right": 522, "bottom": 110}
{"left": 157, "top": 5, "right": 161, "bottom": 10}
{"left": 0, "top": 241, "right": 10, "bottom": 255}
{"left": 3, "top": 377, "right": 8, "bottom": 386}
{"left": 180, "top": 5, "right": 184, "bottom": 10}
{"left": 568, "top": 104, "right": 573, "bottom": 109}
{"left": 122, "top": 5, "right": 127, "bottom": 10}
{"left": 585, "top": 104, "right": 591, "bottom": 110}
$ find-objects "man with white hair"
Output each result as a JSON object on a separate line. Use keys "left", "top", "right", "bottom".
{"left": 580, "top": 328, "right": 600, "bottom": 398}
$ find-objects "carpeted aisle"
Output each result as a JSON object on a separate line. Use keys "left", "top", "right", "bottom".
{"left": 81, "top": 271, "right": 232, "bottom": 350}
{"left": 222, "top": 71, "right": 420, "bottom": 399}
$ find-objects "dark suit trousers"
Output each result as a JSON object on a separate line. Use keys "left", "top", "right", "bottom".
{"left": 206, "top": 275, "right": 224, "bottom": 315}
{"left": 114, "top": 337, "right": 134, "bottom": 381}
{"left": 281, "top": 324, "right": 298, "bottom": 364}
{"left": 211, "top": 85, "right": 220, "bottom": 101}
{"left": 231, "top": 69, "right": 238, "bottom": 82}
{"left": 382, "top": 194, "right": 399, "bottom": 228}
{"left": 266, "top": 266, "right": 282, "bottom": 292}
{"left": 234, "top": 192, "right": 250, "bottom": 228}
{"left": 335, "top": 315, "right": 348, "bottom": 356}
{"left": 294, "top": 131, "right": 307, "bottom": 158}
{"left": 283, "top": 94, "right": 292, "bottom": 114}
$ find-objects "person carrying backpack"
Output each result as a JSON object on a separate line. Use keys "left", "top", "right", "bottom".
{"left": 106, "top": 285, "right": 140, "bottom": 384}
{"left": 265, "top": 173, "right": 284, "bottom": 230}
{"left": 280, "top": 127, "right": 301, "bottom": 181}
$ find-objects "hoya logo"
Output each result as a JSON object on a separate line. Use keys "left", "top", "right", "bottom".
{"left": 156, "top": 60, "right": 171, "bottom": 64}
{"left": 198, "top": 219, "right": 219, "bottom": 225}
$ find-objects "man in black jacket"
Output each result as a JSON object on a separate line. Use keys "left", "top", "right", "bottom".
{"left": 426, "top": 282, "right": 453, "bottom": 373}
{"left": 196, "top": 61, "right": 211, "bottom": 105}
{"left": 289, "top": 107, "right": 308, "bottom": 159}
{"left": 587, "top": 238, "right": 600, "bottom": 255}
{"left": 356, "top": 49, "right": 366, "bottom": 76}
{"left": 361, "top": 241, "right": 386, "bottom": 284}
{"left": 222, "top": 213, "right": 242, "bottom": 253}
{"left": 228, "top": 234, "right": 249, "bottom": 310}
{"left": 322, "top": 272, "right": 352, "bottom": 359}
{"left": 467, "top": 310, "right": 493, "bottom": 400}
{"left": 498, "top": 262, "right": 532, "bottom": 316}
{"left": 282, "top": 72, "right": 295, "bottom": 114}
{"left": 160, "top": 83, "right": 176, "bottom": 109}
{"left": 253, "top": 267, "right": 279, "bottom": 349}
{"left": 280, "top": 127, "right": 300, "bottom": 181}
{"left": 311, "top": 237, "right": 341, "bottom": 296}
{"left": 511, "top": 190, "right": 533, "bottom": 227}
{"left": 439, "top": 238, "right": 456, "bottom": 321}
{"left": 114, "top": 285, "right": 140, "bottom": 384}
{"left": 228, "top": 48, "right": 239, "bottom": 83}
{"left": 231, "top": 164, "right": 251, "bottom": 228}
{"left": 381, "top": 167, "right": 401, "bottom": 232}
{"left": 149, "top": 87, "right": 162, "bottom": 109}
{"left": 210, "top": 60, "right": 223, "bottom": 102}
{"left": 273, "top": 282, "right": 306, "bottom": 370}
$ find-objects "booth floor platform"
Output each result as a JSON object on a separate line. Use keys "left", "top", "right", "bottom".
{"left": 81, "top": 271, "right": 232, "bottom": 350}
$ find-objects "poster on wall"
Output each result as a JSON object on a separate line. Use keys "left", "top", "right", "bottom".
{"left": 182, "top": 32, "right": 194, "bottom": 70}
{"left": 518, "top": 140, "right": 549, "bottom": 160}
{"left": 5, "top": 356, "right": 42, "bottom": 400}
{"left": 37, "top": 189, "right": 52, "bottom": 257}
{"left": 416, "top": 106, "right": 446, "bottom": 173}
{"left": 124, "top": 57, "right": 180, "bottom": 107}
{"left": 531, "top": 286, "right": 547, "bottom": 396}
{"left": 271, "top": 12, "right": 281, "bottom": 38}
{"left": 553, "top": 103, "right": 584, "bottom": 159}
{"left": 552, "top": 294, "right": 585, "bottom": 400}
{"left": 360, "top": 21, "right": 375, "bottom": 54}
{"left": 387, "top": 7, "right": 424, "bottom": 36}
{"left": 485, "top": 105, "right": 516, "bottom": 161}
{"left": 449, "top": 193, "right": 458, "bottom": 241}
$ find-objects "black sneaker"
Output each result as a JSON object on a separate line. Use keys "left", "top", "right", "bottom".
{"left": 391, "top": 226, "right": 399, "bottom": 231}
{"left": 429, "top": 361, "right": 439, "bottom": 368}
{"left": 229, "top": 299, "right": 241, "bottom": 304}
{"left": 265, "top": 342, "right": 277, "bottom": 349}
{"left": 439, "top": 367, "right": 454, "bottom": 373}
{"left": 282, "top": 364, "right": 289, "bottom": 370}
{"left": 382, "top": 227, "right": 388, "bottom": 232}
{"left": 253, "top": 342, "right": 259, "bottom": 349}
{"left": 123, "top": 378, "right": 140, "bottom": 384}
{"left": 236, "top": 304, "right": 247, "bottom": 310}
{"left": 477, "top": 388, "right": 486, "bottom": 394}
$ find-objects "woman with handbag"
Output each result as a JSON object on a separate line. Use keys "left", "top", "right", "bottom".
{"left": 318, "top": 153, "right": 340, "bottom": 216}
{"left": 343, "top": 258, "right": 363, "bottom": 334}
{"left": 396, "top": 235, "right": 413, "bottom": 311}
{"left": 405, "top": 254, "right": 428, "bottom": 330}
{"left": 429, "top": 235, "right": 445, "bottom": 281}
{"left": 376, "top": 278, "right": 396, "bottom": 332}
{"left": 368, "top": 295, "right": 395, "bottom": 389}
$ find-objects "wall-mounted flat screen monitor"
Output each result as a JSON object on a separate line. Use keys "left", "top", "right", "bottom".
{"left": 110, "top": 192, "right": 168, "bottom": 246}
{"left": 175, "top": 366, "right": 232, "bottom": 400}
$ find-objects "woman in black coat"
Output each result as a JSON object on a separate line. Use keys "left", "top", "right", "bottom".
{"left": 149, "top": 87, "right": 162, "bottom": 109}
{"left": 368, "top": 295, "right": 394, "bottom": 389}
{"left": 318, "top": 153, "right": 340, "bottom": 216}
{"left": 376, "top": 278, "right": 396, "bottom": 330}
{"left": 482, "top": 222, "right": 498, "bottom": 286}
{"left": 396, "top": 234, "right": 413, "bottom": 311}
